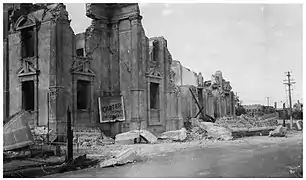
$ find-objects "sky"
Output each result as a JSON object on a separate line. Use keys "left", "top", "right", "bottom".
{"left": 65, "top": 3, "right": 303, "bottom": 107}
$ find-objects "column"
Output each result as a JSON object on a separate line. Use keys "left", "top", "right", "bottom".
{"left": 130, "top": 15, "right": 142, "bottom": 125}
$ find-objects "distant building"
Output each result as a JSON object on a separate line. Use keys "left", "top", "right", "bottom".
{"left": 243, "top": 104, "right": 276, "bottom": 116}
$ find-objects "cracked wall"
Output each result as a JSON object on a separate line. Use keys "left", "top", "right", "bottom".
{"left": 4, "top": 3, "right": 75, "bottom": 140}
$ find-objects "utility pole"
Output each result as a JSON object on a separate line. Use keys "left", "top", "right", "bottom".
{"left": 266, "top": 97, "right": 271, "bottom": 107}
{"left": 283, "top": 71, "right": 296, "bottom": 129}
{"left": 282, "top": 102, "right": 286, "bottom": 127}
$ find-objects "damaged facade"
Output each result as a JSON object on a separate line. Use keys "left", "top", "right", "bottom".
{"left": 3, "top": 3, "right": 235, "bottom": 139}
{"left": 171, "top": 61, "right": 236, "bottom": 121}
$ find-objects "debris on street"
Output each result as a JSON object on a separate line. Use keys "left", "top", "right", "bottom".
{"left": 216, "top": 115, "right": 278, "bottom": 129}
{"left": 296, "top": 120, "right": 302, "bottom": 130}
{"left": 115, "top": 131, "right": 141, "bottom": 145}
{"left": 188, "top": 118, "right": 232, "bottom": 140}
{"left": 99, "top": 148, "right": 139, "bottom": 168}
{"left": 4, "top": 111, "right": 34, "bottom": 151}
{"left": 199, "top": 122, "right": 233, "bottom": 140}
{"left": 133, "top": 130, "right": 158, "bottom": 144}
{"left": 186, "top": 126, "right": 208, "bottom": 141}
{"left": 158, "top": 128, "right": 187, "bottom": 142}
{"left": 269, "top": 125, "right": 287, "bottom": 137}
{"left": 31, "top": 126, "right": 53, "bottom": 142}
{"left": 115, "top": 129, "right": 158, "bottom": 145}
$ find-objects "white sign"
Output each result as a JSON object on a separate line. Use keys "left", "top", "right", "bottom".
{"left": 98, "top": 96, "right": 125, "bottom": 123}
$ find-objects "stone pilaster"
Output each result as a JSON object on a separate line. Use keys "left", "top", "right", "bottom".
{"left": 129, "top": 15, "right": 142, "bottom": 128}
{"left": 110, "top": 20, "right": 120, "bottom": 95}
{"left": 48, "top": 4, "right": 71, "bottom": 140}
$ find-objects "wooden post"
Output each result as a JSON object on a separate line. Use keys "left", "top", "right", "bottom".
{"left": 189, "top": 87, "right": 214, "bottom": 122}
{"left": 66, "top": 106, "right": 73, "bottom": 162}
{"left": 282, "top": 103, "right": 286, "bottom": 127}
{"left": 47, "top": 92, "right": 50, "bottom": 143}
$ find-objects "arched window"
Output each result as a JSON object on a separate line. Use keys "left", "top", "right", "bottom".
{"left": 21, "top": 27, "right": 34, "bottom": 58}
{"left": 15, "top": 15, "right": 37, "bottom": 58}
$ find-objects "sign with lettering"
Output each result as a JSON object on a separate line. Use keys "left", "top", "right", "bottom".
{"left": 98, "top": 96, "right": 125, "bottom": 123}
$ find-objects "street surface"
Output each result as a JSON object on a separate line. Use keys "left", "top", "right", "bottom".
{"left": 48, "top": 131, "right": 302, "bottom": 178}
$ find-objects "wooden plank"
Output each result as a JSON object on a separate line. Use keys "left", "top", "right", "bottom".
{"left": 195, "top": 107, "right": 204, "bottom": 118}
{"left": 189, "top": 88, "right": 205, "bottom": 119}
{"left": 189, "top": 88, "right": 214, "bottom": 122}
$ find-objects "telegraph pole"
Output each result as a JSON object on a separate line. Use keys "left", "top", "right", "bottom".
{"left": 265, "top": 97, "right": 271, "bottom": 107}
{"left": 283, "top": 71, "right": 296, "bottom": 129}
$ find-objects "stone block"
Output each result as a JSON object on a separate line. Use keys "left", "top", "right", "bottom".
{"left": 115, "top": 131, "right": 139, "bottom": 145}
{"left": 269, "top": 125, "right": 287, "bottom": 137}
{"left": 296, "top": 120, "right": 303, "bottom": 130}
{"left": 116, "top": 148, "right": 138, "bottom": 165}
{"left": 158, "top": 128, "right": 187, "bottom": 141}
{"left": 131, "top": 130, "right": 157, "bottom": 144}
{"left": 99, "top": 148, "right": 137, "bottom": 168}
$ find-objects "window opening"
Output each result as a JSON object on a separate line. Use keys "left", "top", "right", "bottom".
{"left": 152, "top": 41, "right": 158, "bottom": 61}
{"left": 22, "top": 80, "right": 34, "bottom": 111}
{"left": 150, "top": 82, "right": 159, "bottom": 109}
{"left": 77, "top": 80, "right": 90, "bottom": 110}
{"left": 21, "top": 27, "right": 34, "bottom": 58}
{"left": 76, "top": 48, "right": 84, "bottom": 57}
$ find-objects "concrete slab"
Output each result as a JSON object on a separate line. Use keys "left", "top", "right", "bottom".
{"left": 132, "top": 130, "right": 158, "bottom": 144}
{"left": 115, "top": 131, "right": 139, "bottom": 145}
{"left": 269, "top": 125, "right": 287, "bottom": 137}
{"left": 99, "top": 148, "right": 137, "bottom": 168}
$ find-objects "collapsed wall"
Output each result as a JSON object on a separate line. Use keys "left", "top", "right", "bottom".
{"left": 171, "top": 63, "right": 236, "bottom": 120}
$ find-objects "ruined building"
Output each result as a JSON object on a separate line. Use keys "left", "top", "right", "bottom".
{"left": 3, "top": 3, "right": 235, "bottom": 139}
{"left": 171, "top": 61, "right": 236, "bottom": 120}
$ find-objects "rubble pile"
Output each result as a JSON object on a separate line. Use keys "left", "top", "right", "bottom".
{"left": 187, "top": 118, "right": 232, "bottom": 141}
{"left": 115, "top": 130, "right": 157, "bottom": 145}
{"left": 76, "top": 135, "right": 100, "bottom": 147}
{"left": 216, "top": 115, "right": 278, "bottom": 129}
{"left": 186, "top": 126, "right": 208, "bottom": 141}
{"left": 259, "top": 118, "right": 278, "bottom": 127}
{"left": 31, "top": 127, "right": 51, "bottom": 143}
{"left": 158, "top": 128, "right": 187, "bottom": 142}
{"left": 184, "top": 118, "right": 208, "bottom": 141}
{"left": 74, "top": 126, "right": 114, "bottom": 147}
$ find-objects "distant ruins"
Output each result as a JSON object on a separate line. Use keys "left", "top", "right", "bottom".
{"left": 3, "top": 3, "right": 236, "bottom": 139}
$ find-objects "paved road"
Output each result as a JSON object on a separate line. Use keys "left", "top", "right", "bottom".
{"left": 48, "top": 132, "right": 302, "bottom": 178}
